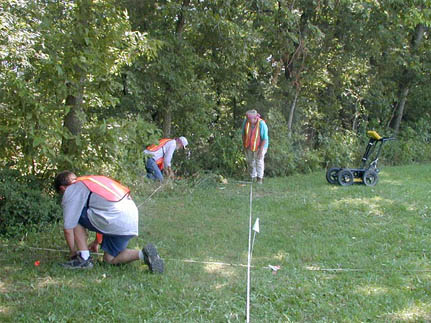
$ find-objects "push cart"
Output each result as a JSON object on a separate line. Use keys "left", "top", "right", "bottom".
{"left": 326, "top": 130, "right": 395, "bottom": 186}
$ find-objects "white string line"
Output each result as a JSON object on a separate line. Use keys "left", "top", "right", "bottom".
{"left": 235, "top": 180, "right": 253, "bottom": 184}
{"left": 168, "top": 258, "right": 252, "bottom": 268}
{"left": 134, "top": 175, "right": 248, "bottom": 209}
{"left": 305, "top": 268, "right": 431, "bottom": 273}
{"left": 23, "top": 246, "right": 104, "bottom": 256}
{"left": 18, "top": 246, "right": 256, "bottom": 268}
{"left": 6, "top": 245, "right": 431, "bottom": 273}
{"left": 136, "top": 184, "right": 163, "bottom": 209}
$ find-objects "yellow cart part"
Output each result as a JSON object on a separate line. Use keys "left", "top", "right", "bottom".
{"left": 367, "top": 130, "right": 382, "bottom": 140}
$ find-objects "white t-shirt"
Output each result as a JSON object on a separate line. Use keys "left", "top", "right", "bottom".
{"left": 144, "top": 139, "right": 177, "bottom": 168}
{"left": 62, "top": 182, "right": 138, "bottom": 236}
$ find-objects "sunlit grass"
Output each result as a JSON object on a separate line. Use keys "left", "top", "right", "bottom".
{"left": 356, "top": 285, "right": 389, "bottom": 296}
{"left": 387, "top": 302, "right": 431, "bottom": 321}
{"left": 1, "top": 163, "right": 431, "bottom": 321}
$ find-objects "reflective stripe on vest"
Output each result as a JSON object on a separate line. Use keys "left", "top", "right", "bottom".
{"left": 146, "top": 138, "right": 172, "bottom": 170}
{"left": 243, "top": 118, "right": 261, "bottom": 152}
{"left": 76, "top": 176, "right": 130, "bottom": 202}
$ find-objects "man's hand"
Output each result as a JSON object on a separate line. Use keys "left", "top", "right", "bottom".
{"left": 257, "top": 151, "right": 263, "bottom": 159}
{"left": 163, "top": 167, "right": 174, "bottom": 179}
{"left": 257, "top": 141, "right": 267, "bottom": 159}
{"left": 88, "top": 240, "right": 99, "bottom": 253}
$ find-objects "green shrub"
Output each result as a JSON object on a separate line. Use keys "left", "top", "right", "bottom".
{"left": 0, "top": 169, "right": 62, "bottom": 237}
{"left": 178, "top": 129, "right": 246, "bottom": 178}
{"left": 265, "top": 141, "right": 297, "bottom": 177}
{"left": 264, "top": 109, "right": 296, "bottom": 177}
{"left": 383, "top": 120, "right": 431, "bottom": 166}
{"left": 297, "top": 147, "right": 324, "bottom": 174}
{"left": 318, "top": 129, "right": 362, "bottom": 169}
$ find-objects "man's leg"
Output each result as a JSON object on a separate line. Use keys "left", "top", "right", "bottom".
{"left": 245, "top": 149, "right": 257, "bottom": 179}
{"left": 61, "top": 224, "right": 93, "bottom": 269}
{"left": 73, "top": 224, "right": 89, "bottom": 251}
{"left": 64, "top": 206, "right": 98, "bottom": 265}
{"left": 256, "top": 147, "right": 267, "bottom": 181}
{"left": 146, "top": 158, "right": 163, "bottom": 181}
{"left": 102, "top": 236, "right": 164, "bottom": 273}
{"left": 72, "top": 211, "right": 92, "bottom": 261}
{"left": 103, "top": 249, "right": 139, "bottom": 265}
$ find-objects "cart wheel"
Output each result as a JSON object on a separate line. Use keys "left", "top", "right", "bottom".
{"left": 363, "top": 169, "right": 379, "bottom": 186}
{"left": 326, "top": 167, "right": 341, "bottom": 184}
{"left": 338, "top": 169, "right": 354, "bottom": 186}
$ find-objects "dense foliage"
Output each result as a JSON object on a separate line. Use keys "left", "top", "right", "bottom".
{"left": 1, "top": 0, "right": 430, "bottom": 180}
{"left": 0, "top": 169, "right": 62, "bottom": 236}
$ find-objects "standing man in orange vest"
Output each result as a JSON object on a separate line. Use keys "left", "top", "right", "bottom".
{"left": 54, "top": 171, "right": 164, "bottom": 272}
{"left": 242, "top": 110, "right": 269, "bottom": 184}
{"left": 144, "top": 137, "right": 188, "bottom": 182}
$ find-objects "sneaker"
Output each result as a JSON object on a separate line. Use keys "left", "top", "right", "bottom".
{"left": 60, "top": 255, "right": 94, "bottom": 269}
{"left": 143, "top": 243, "right": 164, "bottom": 274}
{"left": 257, "top": 177, "right": 263, "bottom": 184}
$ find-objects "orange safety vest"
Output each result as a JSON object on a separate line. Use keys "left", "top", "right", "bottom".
{"left": 76, "top": 175, "right": 131, "bottom": 245}
{"left": 146, "top": 138, "right": 172, "bottom": 170}
{"left": 243, "top": 118, "right": 262, "bottom": 152}
{"left": 76, "top": 176, "right": 130, "bottom": 202}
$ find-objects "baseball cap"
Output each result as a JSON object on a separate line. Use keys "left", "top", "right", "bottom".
{"left": 179, "top": 136, "right": 188, "bottom": 148}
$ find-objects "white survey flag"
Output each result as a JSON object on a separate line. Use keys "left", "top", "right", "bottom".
{"left": 252, "top": 218, "right": 260, "bottom": 233}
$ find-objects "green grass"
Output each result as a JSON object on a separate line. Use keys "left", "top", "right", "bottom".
{"left": 1, "top": 164, "right": 431, "bottom": 322}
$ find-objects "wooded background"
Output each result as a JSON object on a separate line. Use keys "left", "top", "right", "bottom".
{"left": 1, "top": 0, "right": 430, "bottom": 183}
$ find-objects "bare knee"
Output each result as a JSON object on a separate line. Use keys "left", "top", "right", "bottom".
{"left": 103, "top": 253, "right": 115, "bottom": 264}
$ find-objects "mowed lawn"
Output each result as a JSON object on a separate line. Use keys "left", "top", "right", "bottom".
{"left": 1, "top": 163, "right": 431, "bottom": 322}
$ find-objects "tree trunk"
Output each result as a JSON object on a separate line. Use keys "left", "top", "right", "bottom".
{"left": 287, "top": 90, "right": 299, "bottom": 138}
{"left": 162, "top": 109, "right": 172, "bottom": 137}
{"left": 176, "top": 0, "right": 190, "bottom": 35}
{"left": 61, "top": 90, "right": 84, "bottom": 158}
{"left": 232, "top": 96, "right": 238, "bottom": 131}
{"left": 390, "top": 87, "right": 409, "bottom": 133}
{"left": 59, "top": 0, "right": 90, "bottom": 169}
{"left": 352, "top": 104, "right": 359, "bottom": 132}
{"left": 388, "top": 23, "right": 424, "bottom": 133}
{"left": 159, "top": 0, "right": 189, "bottom": 138}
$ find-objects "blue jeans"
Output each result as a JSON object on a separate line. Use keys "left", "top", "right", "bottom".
{"left": 146, "top": 158, "right": 163, "bottom": 181}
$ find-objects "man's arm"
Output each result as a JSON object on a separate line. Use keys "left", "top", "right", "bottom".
{"left": 258, "top": 121, "right": 269, "bottom": 158}
{"left": 163, "top": 140, "right": 177, "bottom": 173}
{"left": 258, "top": 140, "right": 267, "bottom": 158}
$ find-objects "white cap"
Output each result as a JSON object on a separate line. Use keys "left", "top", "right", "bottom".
{"left": 246, "top": 109, "right": 258, "bottom": 117}
{"left": 179, "top": 136, "right": 188, "bottom": 148}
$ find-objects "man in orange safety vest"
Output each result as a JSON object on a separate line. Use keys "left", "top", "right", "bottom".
{"left": 242, "top": 110, "right": 269, "bottom": 184}
{"left": 54, "top": 171, "right": 164, "bottom": 273}
{"left": 144, "top": 136, "right": 188, "bottom": 182}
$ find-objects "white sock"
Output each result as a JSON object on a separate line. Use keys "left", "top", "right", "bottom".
{"left": 79, "top": 250, "right": 90, "bottom": 260}
{"left": 138, "top": 250, "right": 145, "bottom": 260}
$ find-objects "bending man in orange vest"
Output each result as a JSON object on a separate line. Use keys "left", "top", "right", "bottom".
{"left": 144, "top": 137, "right": 188, "bottom": 182}
{"left": 242, "top": 110, "right": 269, "bottom": 184}
{"left": 54, "top": 171, "right": 164, "bottom": 273}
